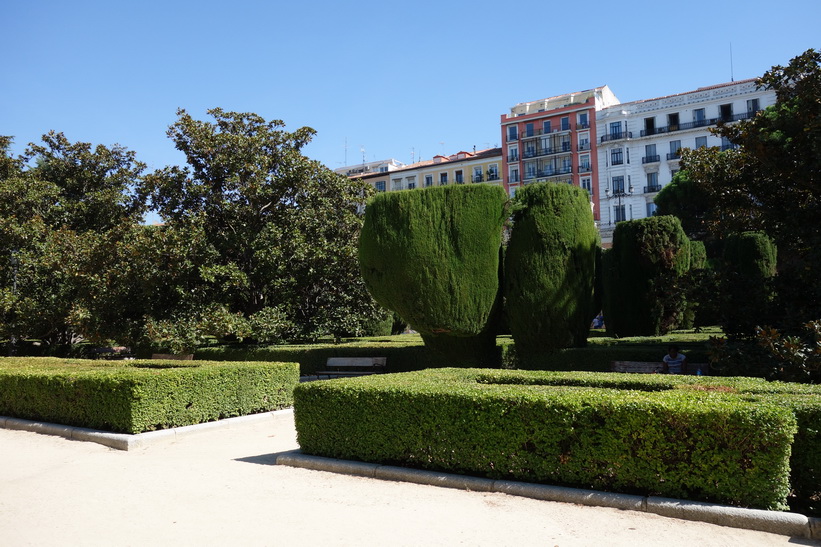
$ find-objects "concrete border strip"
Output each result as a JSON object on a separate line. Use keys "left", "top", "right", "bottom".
{"left": 275, "top": 450, "right": 820, "bottom": 540}
{"left": 0, "top": 409, "right": 294, "bottom": 451}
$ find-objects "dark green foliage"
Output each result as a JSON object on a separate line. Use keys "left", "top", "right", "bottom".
{"left": 689, "top": 240, "right": 707, "bottom": 270}
{"left": 0, "top": 357, "right": 298, "bottom": 433}
{"left": 504, "top": 183, "right": 597, "bottom": 354}
{"left": 604, "top": 216, "right": 691, "bottom": 336}
{"left": 681, "top": 50, "right": 821, "bottom": 329}
{"left": 294, "top": 369, "right": 805, "bottom": 511}
{"left": 654, "top": 170, "right": 709, "bottom": 240}
{"left": 720, "top": 231, "right": 777, "bottom": 338}
{"left": 359, "top": 184, "right": 508, "bottom": 365}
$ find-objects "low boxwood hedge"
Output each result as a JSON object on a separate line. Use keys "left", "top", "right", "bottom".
{"left": 294, "top": 369, "right": 821, "bottom": 512}
{"left": 0, "top": 357, "right": 298, "bottom": 433}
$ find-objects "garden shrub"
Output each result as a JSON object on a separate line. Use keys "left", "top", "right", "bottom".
{"left": 603, "top": 216, "right": 691, "bottom": 337}
{"left": 720, "top": 231, "right": 777, "bottom": 338}
{"left": 294, "top": 368, "right": 805, "bottom": 511}
{"left": 504, "top": 183, "right": 597, "bottom": 354}
{"left": 359, "top": 184, "right": 508, "bottom": 366}
{"left": 0, "top": 357, "right": 298, "bottom": 433}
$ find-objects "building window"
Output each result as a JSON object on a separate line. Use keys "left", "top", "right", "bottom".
{"left": 669, "top": 140, "right": 681, "bottom": 159}
{"left": 579, "top": 154, "right": 590, "bottom": 172}
{"left": 561, "top": 116, "right": 570, "bottom": 131}
{"left": 473, "top": 166, "right": 483, "bottom": 182}
{"left": 525, "top": 161, "right": 537, "bottom": 179}
{"left": 747, "top": 98, "right": 760, "bottom": 113}
{"left": 508, "top": 144, "right": 518, "bottom": 162}
{"left": 524, "top": 142, "right": 536, "bottom": 158}
{"left": 644, "top": 117, "right": 656, "bottom": 135}
{"left": 612, "top": 175, "right": 625, "bottom": 193}
{"left": 578, "top": 132, "right": 590, "bottom": 150}
{"left": 644, "top": 143, "right": 658, "bottom": 163}
{"left": 425, "top": 175, "right": 433, "bottom": 187}
{"left": 611, "top": 148, "right": 623, "bottom": 166}
{"left": 406, "top": 176, "right": 416, "bottom": 190}
{"left": 509, "top": 167, "right": 519, "bottom": 183}
{"left": 392, "top": 178, "right": 402, "bottom": 191}
{"left": 668, "top": 112, "right": 680, "bottom": 130}
{"left": 375, "top": 181, "right": 386, "bottom": 192}
{"left": 561, "top": 135, "right": 571, "bottom": 152}
{"left": 581, "top": 177, "right": 592, "bottom": 194}
{"left": 695, "top": 136, "right": 708, "bottom": 148}
{"left": 646, "top": 172, "right": 659, "bottom": 192}
{"left": 507, "top": 125, "right": 518, "bottom": 141}
{"left": 719, "top": 103, "right": 733, "bottom": 121}
{"left": 525, "top": 123, "right": 534, "bottom": 137}
{"left": 487, "top": 164, "right": 499, "bottom": 181}
{"left": 578, "top": 112, "right": 589, "bottom": 128}
{"left": 609, "top": 121, "right": 622, "bottom": 139}
{"left": 647, "top": 202, "right": 658, "bottom": 217}
{"left": 614, "top": 205, "right": 626, "bottom": 222}
{"left": 543, "top": 120, "right": 551, "bottom": 133}
{"left": 439, "top": 172, "right": 448, "bottom": 185}
{"left": 693, "top": 108, "right": 706, "bottom": 125}
{"left": 455, "top": 170, "right": 464, "bottom": 184}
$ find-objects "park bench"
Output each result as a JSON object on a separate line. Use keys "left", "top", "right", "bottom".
{"left": 610, "top": 361, "right": 709, "bottom": 375}
{"left": 314, "top": 357, "right": 387, "bottom": 379}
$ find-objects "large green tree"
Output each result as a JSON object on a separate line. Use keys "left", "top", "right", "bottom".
{"left": 141, "top": 108, "right": 381, "bottom": 341}
{"left": 681, "top": 48, "right": 821, "bottom": 326}
{"left": 1, "top": 134, "right": 148, "bottom": 349}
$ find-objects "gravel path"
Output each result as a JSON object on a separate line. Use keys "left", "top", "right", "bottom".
{"left": 1, "top": 412, "right": 817, "bottom": 546}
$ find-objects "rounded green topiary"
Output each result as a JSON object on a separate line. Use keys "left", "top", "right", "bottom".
{"left": 359, "top": 184, "right": 509, "bottom": 364}
{"left": 504, "top": 183, "right": 598, "bottom": 354}
{"left": 721, "top": 231, "right": 778, "bottom": 337}
{"left": 604, "top": 215, "right": 691, "bottom": 336}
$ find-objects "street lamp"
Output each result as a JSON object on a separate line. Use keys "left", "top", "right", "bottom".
{"left": 605, "top": 183, "right": 634, "bottom": 224}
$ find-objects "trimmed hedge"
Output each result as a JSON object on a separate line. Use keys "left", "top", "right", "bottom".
{"left": 604, "top": 216, "right": 691, "bottom": 337}
{"left": 359, "top": 184, "right": 508, "bottom": 365}
{"left": 0, "top": 357, "right": 298, "bottom": 433}
{"left": 504, "top": 183, "right": 597, "bottom": 353}
{"left": 721, "top": 231, "right": 778, "bottom": 337}
{"left": 293, "top": 369, "right": 821, "bottom": 511}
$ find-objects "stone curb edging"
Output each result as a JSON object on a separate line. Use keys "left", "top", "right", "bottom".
{"left": 0, "top": 409, "right": 294, "bottom": 451}
{"left": 275, "top": 451, "right": 821, "bottom": 540}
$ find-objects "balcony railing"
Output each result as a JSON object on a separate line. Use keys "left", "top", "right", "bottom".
{"left": 578, "top": 164, "right": 592, "bottom": 173}
{"left": 472, "top": 174, "right": 484, "bottom": 182}
{"left": 667, "top": 152, "right": 682, "bottom": 160}
{"left": 487, "top": 173, "right": 500, "bottom": 181}
{"left": 577, "top": 142, "right": 591, "bottom": 151}
{"left": 600, "top": 131, "right": 632, "bottom": 143}
{"left": 639, "top": 110, "right": 760, "bottom": 137}
{"left": 644, "top": 184, "right": 662, "bottom": 193}
{"left": 507, "top": 154, "right": 519, "bottom": 162}
{"left": 642, "top": 155, "right": 660, "bottom": 164}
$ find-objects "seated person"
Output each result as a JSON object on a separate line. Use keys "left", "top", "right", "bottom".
{"left": 663, "top": 345, "right": 688, "bottom": 374}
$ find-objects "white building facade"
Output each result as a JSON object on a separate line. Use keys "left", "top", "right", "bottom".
{"left": 596, "top": 79, "right": 776, "bottom": 245}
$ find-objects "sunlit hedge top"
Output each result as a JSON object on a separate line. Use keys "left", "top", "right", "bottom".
{"left": 359, "top": 184, "right": 508, "bottom": 337}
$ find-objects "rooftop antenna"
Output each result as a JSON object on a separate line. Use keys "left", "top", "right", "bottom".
{"left": 361, "top": 146, "right": 366, "bottom": 166}
{"left": 344, "top": 137, "right": 348, "bottom": 166}
{"left": 730, "top": 42, "right": 735, "bottom": 82}
{"left": 411, "top": 147, "right": 415, "bottom": 164}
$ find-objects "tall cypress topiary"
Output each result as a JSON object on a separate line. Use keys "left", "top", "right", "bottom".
{"left": 603, "top": 215, "right": 691, "bottom": 336}
{"left": 720, "top": 231, "right": 777, "bottom": 338}
{"left": 359, "top": 184, "right": 508, "bottom": 365}
{"left": 504, "top": 183, "right": 597, "bottom": 354}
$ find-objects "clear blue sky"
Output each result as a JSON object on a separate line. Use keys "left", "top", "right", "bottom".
{"left": 3, "top": 0, "right": 819, "bottom": 176}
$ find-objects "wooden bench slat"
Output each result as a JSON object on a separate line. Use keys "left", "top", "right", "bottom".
{"left": 611, "top": 361, "right": 708, "bottom": 375}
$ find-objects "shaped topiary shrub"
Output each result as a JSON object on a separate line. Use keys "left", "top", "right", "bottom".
{"left": 603, "top": 215, "right": 691, "bottom": 336}
{"left": 359, "top": 184, "right": 508, "bottom": 365}
{"left": 504, "top": 183, "right": 597, "bottom": 355}
{"left": 720, "top": 231, "right": 777, "bottom": 338}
